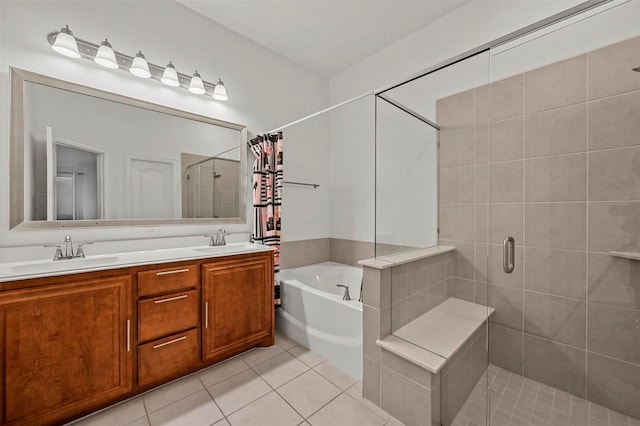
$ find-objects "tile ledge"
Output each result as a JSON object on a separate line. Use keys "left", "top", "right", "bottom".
{"left": 376, "top": 335, "right": 447, "bottom": 374}
{"left": 358, "top": 245, "right": 455, "bottom": 269}
{"left": 609, "top": 251, "right": 640, "bottom": 261}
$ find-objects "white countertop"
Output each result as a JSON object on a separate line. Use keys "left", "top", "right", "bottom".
{"left": 0, "top": 242, "right": 273, "bottom": 283}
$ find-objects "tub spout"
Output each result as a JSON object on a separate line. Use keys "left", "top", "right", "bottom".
{"left": 336, "top": 284, "right": 351, "bottom": 301}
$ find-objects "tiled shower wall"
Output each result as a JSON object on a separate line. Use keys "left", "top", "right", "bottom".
{"left": 437, "top": 36, "right": 640, "bottom": 418}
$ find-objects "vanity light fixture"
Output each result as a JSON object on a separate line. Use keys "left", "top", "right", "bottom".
{"left": 161, "top": 61, "right": 180, "bottom": 87}
{"left": 212, "top": 79, "right": 228, "bottom": 101}
{"left": 50, "top": 25, "right": 81, "bottom": 59}
{"left": 94, "top": 39, "right": 118, "bottom": 69}
{"left": 130, "top": 51, "right": 151, "bottom": 78}
{"left": 188, "top": 71, "right": 206, "bottom": 95}
{"left": 46, "top": 27, "right": 228, "bottom": 101}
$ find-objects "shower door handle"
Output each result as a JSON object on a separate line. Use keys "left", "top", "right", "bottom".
{"left": 503, "top": 236, "right": 515, "bottom": 274}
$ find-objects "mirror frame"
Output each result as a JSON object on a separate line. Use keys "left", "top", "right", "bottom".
{"left": 9, "top": 67, "right": 248, "bottom": 230}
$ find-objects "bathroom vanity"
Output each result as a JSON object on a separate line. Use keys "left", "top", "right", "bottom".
{"left": 0, "top": 244, "right": 274, "bottom": 426}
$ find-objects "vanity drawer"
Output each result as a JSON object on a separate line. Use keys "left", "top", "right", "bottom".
{"left": 138, "top": 329, "right": 199, "bottom": 388}
{"left": 138, "top": 264, "right": 198, "bottom": 296}
{"left": 139, "top": 289, "right": 198, "bottom": 342}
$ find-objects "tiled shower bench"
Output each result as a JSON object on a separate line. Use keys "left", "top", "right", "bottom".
{"left": 377, "top": 297, "right": 494, "bottom": 426}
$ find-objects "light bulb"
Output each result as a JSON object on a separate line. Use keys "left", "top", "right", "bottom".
{"left": 51, "top": 25, "right": 80, "bottom": 58}
{"left": 94, "top": 39, "right": 118, "bottom": 69}
{"left": 130, "top": 50, "right": 151, "bottom": 78}
{"left": 212, "top": 78, "right": 228, "bottom": 101}
{"left": 188, "top": 70, "right": 206, "bottom": 94}
{"left": 161, "top": 61, "right": 180, "bottom": 87}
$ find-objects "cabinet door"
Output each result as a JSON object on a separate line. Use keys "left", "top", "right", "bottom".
{"left": 0, "top": 276, "right": 133, "bottom": 426}
{"left": 202, "top": 253, "right": 274, "bottom": 362}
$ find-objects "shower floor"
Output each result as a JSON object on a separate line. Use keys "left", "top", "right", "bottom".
{"left": 452, "top": 364, "right": 640, "bottom": 426}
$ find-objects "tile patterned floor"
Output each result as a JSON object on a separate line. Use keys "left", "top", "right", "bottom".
{"left": 68, "top": 332, "right": 401, "bottom": 426}
{"left": 452, "top": 364, "right": 640, "bottom": 426}
{"left": 68, "top": 337, "right": 640, "bottom": 426}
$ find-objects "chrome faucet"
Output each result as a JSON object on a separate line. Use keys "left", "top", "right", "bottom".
{"left": 205, "top": 228, "right": 230, "bottom": 247}
{"left": 45, "top": 235, "right": 90, "bottom": 260}
{"left": 336, "top": 284, "right": 351, "bottom": 301}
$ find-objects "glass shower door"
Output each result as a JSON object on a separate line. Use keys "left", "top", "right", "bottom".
{"left": 487, "top": 1, "right": 640, "bottom": 424}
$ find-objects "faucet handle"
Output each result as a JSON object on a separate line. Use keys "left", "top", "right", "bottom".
{"left": 44, "top": 244, "right": 63, "bottom": 260}
{"left": 75, "top": 243, "right": 92, "bottom": 258}
{"left": 203, "top": 235, "right": 215, "bottom": 247}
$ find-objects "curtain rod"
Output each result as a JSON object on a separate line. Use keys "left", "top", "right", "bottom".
{"left": 261, "top": 90, "right": 374, "bottom": 134}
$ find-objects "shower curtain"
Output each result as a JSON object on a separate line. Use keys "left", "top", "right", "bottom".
{"left": 248, "top": 132, "right": 283, "bottom": 310}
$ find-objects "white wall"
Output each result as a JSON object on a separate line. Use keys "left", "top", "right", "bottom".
{"left": 0, "top": 0, "right": 329, "bottom": 260}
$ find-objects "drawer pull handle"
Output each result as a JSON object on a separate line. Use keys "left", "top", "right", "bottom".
{"left": 153, "top": 336, "right": 187, "bottom": 349}
{"left": 156, "top": 268, "right": 190, "bottom": 276}
{"left": 126, "top": 320, "right": 131, "bottom": 352}
{"left": 154, "top": 294, "right": 188, "bottom": 304}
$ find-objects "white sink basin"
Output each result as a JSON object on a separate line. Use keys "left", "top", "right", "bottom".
{"left": 193, "top": 242, "right": 261, "bottom": 255}
{"left": 6, "top": 256, "right": 121, "bottom": 275}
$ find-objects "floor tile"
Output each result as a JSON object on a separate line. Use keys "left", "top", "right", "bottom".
{"left": 213, "top": 419, "right": 230, "bottom": 426}
{"left": 126, "top": 417, "right": 150, "bottom": 426}
{"left": 71, "top": 396, "right": 147, "bottom": 426}
{"left": 277, "top": 370, "right": 341, "bottom": 418}
{"left": 253, "top": 351, "right": 309, "bottom": 388}
{"left": 199, "top": 357, "right": 250, "bottom": 387}
{"left": 208, "top": 368, "right": 271, "bottom": 416}
{"left": 385, "top": 417, "right": 405, "bottom": 426}
{"left": 275, "top": 331, "right": 299, "bottom": 350}
{"left": 148, "top": 389, "right": 223, "bottom": 426}
{"left": 143, "top": 375, "right": 205, "bottom": 414}
{"left": 239, "top": 345, "right": 284, "bottom": 367}
{"left": 227, "top": 391, "right": 303, "bottom": 426}
{"left": 345, "top": 381, "right": 392, "bottom": 421}
{"left": 288, "top": 345, "right": 325, "bottom": 368}
{"left": 308, "top": 393, "right": 386, "bottom": 426}
{"left": 313, "top": 361, "right": 358, "bottom": 390}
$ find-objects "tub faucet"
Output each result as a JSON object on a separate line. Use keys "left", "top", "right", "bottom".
{"left": 336, "top": 284, "right": 351, "bottom": 301}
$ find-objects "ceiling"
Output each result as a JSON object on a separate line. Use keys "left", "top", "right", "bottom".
{"left": 177, "top": 0, "right": 472, "bottom": 77}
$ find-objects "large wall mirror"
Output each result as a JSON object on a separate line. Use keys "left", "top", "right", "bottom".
{"left": 9, "top": 67, "right": 247, "bottom": 230}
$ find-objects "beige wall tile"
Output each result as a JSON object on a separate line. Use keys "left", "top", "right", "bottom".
{"left": 330, "top": 238, "right": 343, "bottom": 263}
{"left": 588, "top": 202, "right": 640, "bottom": 252}
{"left": 490, "top": 203, "right": 523, "bottom": 245}
{"left": 523, "top": 335, "right": 586, "bottom": 398}
{"left": 587, "top": 352, "right": 640, "bottom": 419}
{"left": 588, "top": 301, "right": 640, "bottom": 364}
{"left": 436, "top": 88, "right": 475, "bottom": 129}
{"left": 475, "top": 282, "right": 488, "bottom": 305}
{"left": 453, "top": 242, "right": 475, "bottom": 280}
{"left": 524, "top": 248, "right": 586, "bottom": 299}
{"left": 363, "top": 356, "right": 381, "bottom": 406}
{"left": 588, "top": 253, "right": 640, "bottom": 310}
{"left": 280, "top": 240, "right": 306, "bottom": 269}
{"left": 525, "top": 55, "right": 587, "bottom": 114}
{"left": 491, "top": 74, "right": 524, "bottom": 121}
{"left": 588, "top": 36, "right": 640, "bottom": 100}
{"left": 488, "top": 284, "right": 523, "bottom": 330}
{"left": 525, "top": 203, "right": 587, "bottom": 250}
{"left": 391, "top": 264, "right": 409, "bottom": 304}
{"left": 524, "top": 103, "right": 587, "bottom": 158}
{"left": 305, "top": 238, "right": 331, "bottom": 264}
{"left": 429, "top": 255, "right": 447, "bottom": 285}
{"left": 490, "top": 161, "right": 523, "bottom": 203}
{"left": 407, "top": 289, "right": 429, "bottom": 322}
{"left": 391, "top": 300, "right": 409, "bottom": 332}
{"left": 438, "top": 205, "right": 456, "bottom": 241}
{"left": 380, "top": 366, "right": 432, "bottom": 426}
{"left": 363, "top": 267, "right": 391, "bottom": 309}
{"left": 475, "top": 243, "right": 489, "bottom": 283}
{"left": 589, "top": 91, "right": 640, "bottom": 151}
{"left": 475, "top": 165, "right": 489, "bottom": 204}
{"left": 452, "top": 204, "right": 475, "bottom": 242}
{"left": 441, "top": 346, "right": 474, "bottom": 426}
{"left": 525, "top": 154, "right": 587, "bottom": 202}
{"left": 491, "top": 117, "right": 524, "bottom": 163}
{"left": 439, "top": 168, "right": 457, "bottom": 204}
{"left": 476, "top": 85, "right": 490, "bottom": 125}
{"left": 439, "top": 127, "right": 476, "bottom": 168}
{"left": 380, "top": 349, "right": 434, "bottom": 389}
{"left": 450, "top": 278, "right": 475, "bottom": 302}
{"left": 475, "top": 204, "right": 488, "bottom": 243}
{"left": 489, "top": 244, "right": 523, "bottom": 288}
{"left": 408, "top": 258, "right": 430, "bottom": 295}
{"left": 426, "top": 281, "right": 448, "bottom": 311}
{"left": 363, "top": 306, "right": 381, "bottom": 362}
{"left": 476, "top": 124, "right": 490, "bottom": 164}
{"left": 523, "top": 291, "right": 586, "bottom": 348}
{"left": 490, "top": 323, "right": 523, "bottom": 374}
{"left": 589, "top": 146, "right": 640, "bottom": 201}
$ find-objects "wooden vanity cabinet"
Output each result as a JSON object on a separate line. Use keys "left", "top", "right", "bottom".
{"left": 0, "top": 275, "right": 133, "bottom": 426}
{"left": 0, "top": 249, "right": 274, "bottom": 425}
{"left": 202, "top": 252, "right": 274, "bottom": 363}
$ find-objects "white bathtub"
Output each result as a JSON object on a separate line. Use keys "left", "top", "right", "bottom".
{"left": 276, "top": 261, "right": 363, "bottom": 379}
